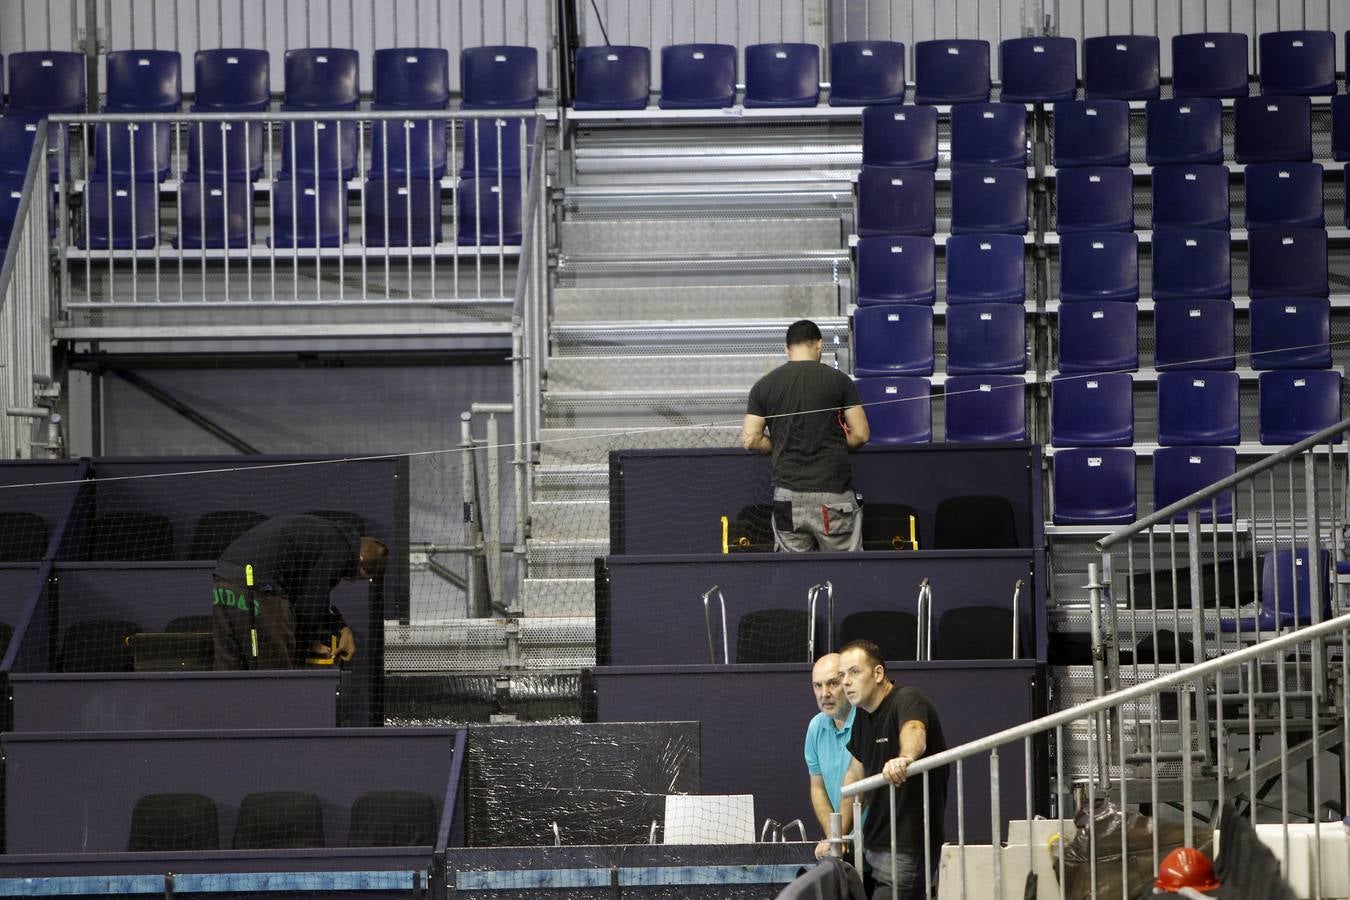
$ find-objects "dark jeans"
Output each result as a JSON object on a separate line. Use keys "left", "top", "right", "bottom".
{"left": 865, "top": 849, "right": 930, "bottom": 900}
{"left": 211, "top": 577, "right": 297, "bottom": 669}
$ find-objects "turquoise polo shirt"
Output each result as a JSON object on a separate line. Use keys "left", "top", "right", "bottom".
{"left": 804, "top": 704, "right": 858, "bottom": 815}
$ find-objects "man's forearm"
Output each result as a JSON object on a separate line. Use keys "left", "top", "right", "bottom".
{"left": 745, "top": 433, "right": 772, "bottom": 454}
{"left": 809, "top": 782, "right": 834, "bottom": 836}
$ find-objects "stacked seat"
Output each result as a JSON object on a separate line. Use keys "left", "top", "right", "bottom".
{"left": 459, "top": 46, "right": 535, "bottom": 245}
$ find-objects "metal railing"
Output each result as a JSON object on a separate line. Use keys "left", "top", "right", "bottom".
{"left": 512, "top": 124, "right": 549, "bottom": 559}
{"left": 840, "top": 609, "right": 1350, "bottom": 899}
{"left": 48, "top": 109, "right": 543, "bottom": 310}
{"left": 0, "top": 123, "right": 56, "bottom": 459}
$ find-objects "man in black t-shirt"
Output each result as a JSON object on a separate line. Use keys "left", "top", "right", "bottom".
{"left": 839, "top": 639, "right": 947, "bottom": 900}
{"left": 741, "top": 320, "right": 870, "bottom": 551}
{"left": 211, "top": 514, "right": 387, "bottom": 669}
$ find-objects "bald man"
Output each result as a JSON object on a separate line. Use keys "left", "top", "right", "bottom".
{"left": 805, "top": 652, "right": 859, "bottom": 859}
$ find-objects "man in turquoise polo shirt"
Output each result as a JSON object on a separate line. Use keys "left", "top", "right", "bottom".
{"left": 805, "top": 651, "right": 858, "bottom": 859}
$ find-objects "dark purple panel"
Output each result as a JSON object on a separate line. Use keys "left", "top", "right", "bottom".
{"left": 0, "top": 461, "right": 81, "bottom": 522}
{"left": 603, "top": 552, "right": 1035, "bottom": 666}
{"left": 0, "top": 846, "right": 432, "bottom": 878}
{"left": 591, "top": 662, "right": 1037, "bottom": 845}
{"left": 610, "top": 445, "right": 1042, "bottom": 555}
{"left": 0, "top": 566, "right": 41, "bottom": 626}
{"left": 3, "top": 727, "right": 458, "bottom": 853}
{"left": 10, "top": 670, "right": 339, "bottom": 732}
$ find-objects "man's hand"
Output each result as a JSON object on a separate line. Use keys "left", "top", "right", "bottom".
{"left": 882, "top": 755, "right": 914, "bottom": 785}
{"left": 814, "top": 839, "right": 832, "bottom": 860}
{"left": 310, "top": 627, "right": 357, "bottom": 662}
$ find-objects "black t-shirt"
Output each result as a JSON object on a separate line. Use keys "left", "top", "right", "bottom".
{"left": 746, "top": 361, "right": 862, "bottom": 493}
{"left": 846, "top": 684, "right": 948, "bottom": 853}
{"left": 213, "top": 514, "right": 358, "bottom": 648}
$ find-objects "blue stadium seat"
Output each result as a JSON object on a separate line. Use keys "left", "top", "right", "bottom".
{"left": 1059, "top": 231, "right": 1138, "bottom": 303}
{"left": 853, "top": 304, "right": 935, "bottom": 377}
{"left": 0, "top": 178, "right": 22, "bottom": 247}
{"left": 270, "top": 174, "right": 347, "bottom": 248}
{"left": 1054, "top": 166, "right": 1133, "bottom": 232}
{"left": 7, "top": 51, "right": 86, "bottom": 115}
{"left": 854, "top": 236, "right": 935, "bottom": 306}
{"left": 856, "top": 166, "right": 935, "bottom": 237}
{"left": 1171, "top": 32, "right": 1249, "bottom": 98}
{"left": 744, "top": 43, "right": 820, "bottom": 107}
{"left": 1154, "top": 297, "right": 1236, "bottom": 371}
{"left": 659, "top": 44, "right": 736, "bottom": 109}
{"left": 946, "top": 303, "right": 1026, "bottom": 375}
{"left": 1150, "top": 165, "right": 1230, "bottom": 232}
{"left": 462, "top": 46, "right": 538, "bottom": 108}
{"left": 176, "top": 178, "right": 253, "bottom": 249}
{"left": 90, "top": 121, "right": 173, "bottom": 182}
{"left": 573, "top": 46, "right": 650, "bottom": 110}
{"left": 1083, "top": 35, "right": 1160, "bottom": 100}
{"left": 1050, "top": 372, "right": 1133, "bottom": 446}
{"left": 1145, "top": 98, "right": 1223, "bottom": 166}
{"left": 861, "top": 104, "right": 937, "bottom": 170}
{"left": 943, "top": 375, "right": 1026, "bottom": 442}
{"left": 945, "top": 234, "right": 1025, "bottom": 303}
{"left": 1333, "top": 95, "right": 1350, "bottom": 162}
{"left": 853, "top": 377, "right": 932, "bottom": 444}
{"left": 1219, "top": 548, "right": 1332, "bottom": 633}
{"left": 1056, "top": 302, "right": 1137, "bottom": 374}
{"left": 914, "top": 39, "right": 991, "bottom": 105}
{"left": 1259, "top": 30, "right": 1336, "bottom": 96}
{"left": 1249, "top": 296, "right": 1332, "bottom": 369}
{"left": 1259, "top": 370, "right": 1342, "bottom": 444}
{"left": 105, "top": 50, "right": 181, "bottom": 112}
{"left": 371, "top": 118, "right": 449, "bottom": 178}
{"left": 79, "top": 178, "right": 157, "bottom": 249}
{"left": 461, "top": 116, "right": 538, "bottom": 175}
{"left": 193, "top": 49, "right": 270, "bottom": 111}
{"left": 1158, "top": 371, "right": 1241, "bottom": 444}
{"left": 456, "top": 176, "right": 523, "bottom": 246}
{"left": 1234, "top": 95, "right": 1312, "bottom": 163}
{"left": 828, "top": 41, "right": 906, "bottom": 106}
{"left": 1153, "top": 446, "right": 1237, "bottom": 523}
{"left": 1151, "top": 229, "right": 1232, "bottom": 301}
{"left": 373, "top": 48, "right": 450, "bottom": 109}
{"left": 1052, "top": 100, "right": 1130, "bottom": 168}
{"left": 184, "top": 120, "right": 265, "bottom": 181}
{"left": 950, "top": 103, "right": 1027, "bottom": 169}
{"left": 0, "top": 117, "right": 40, "bottom": 176}
{"left": 1244, "top": 162, "right": 1323, "bottom": 230}
{"left": 1247, "top": 227, "right": 1328, "bottom": 299}
{"left": 999, "top": 36, "right": 1077, "bottom": 104}
{"left": 363, "top": 177, "right": 442, "bottom": 247}
{"left": 950, "top": 167, "right": 1027, "bottom": 235}
{"left": 279, "top": 118, "right": 359, "bottom": 179}
{"left": 282, "top": 48, "right": 359, "bottom": 109}
{"left": 1052, "top": 448, "right": 1137, "bottom": 525}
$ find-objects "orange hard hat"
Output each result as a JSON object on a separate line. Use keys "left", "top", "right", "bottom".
{"left": 1155, "top": 846, "right": 1221, "bottom": 893}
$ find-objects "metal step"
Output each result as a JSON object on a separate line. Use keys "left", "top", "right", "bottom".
{"left": 385, "top": 617, "right": 596, "bottom": 671}
{"left": 551, "top": 318, "right": 849, "bottom": 356}
{"left": 547, "top": 354, "right": 790, "bottom": 393}
{"left": 538, "top": 425, "right": 742, "bottom": 465}
{"left": 531, "top": 499, "right": 610, "bottom": 541}
{"left": 556, "top": 249, "right": 849, "bottom": 287}
{"left": 553, "top": 283, "right": 841, "bottom": 323}
{"left": 559, "top": 217, "right": 844, "bottom": 257}
{"left": 544, "top": 390, "right": 744, "bottom": 428}
{"left": 532, "top": 464, "right": 610, "bottom": 500}
{"left": 526, "top": 538, "right": 610, "bottom": 578}
{"left": 562, "top": 181, "right": 856, "bottom": 215}
{"left": 520, "top": 577, "right": 596, "bottom": 617}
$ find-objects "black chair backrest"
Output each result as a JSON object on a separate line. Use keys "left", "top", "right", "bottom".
{"left": 166, "top": 614, "right": 213, "bottom": 633}
{"left": 128, "top": 792, "right": 219, "bottom": 851}
{"left": 934, "top": 606, "right": 1014, "bottom": 660}
{"left": 59, "top": 619, "right": 142, "bottom": 672}
{"left": 87, "top": 513, "right": 175, "bottom": 560}
{"left": 725, "top": 503, "right": 774, "bottom": 552}
{"left": 735, "top": 608, "right": 810, "bottom": 663}
{"left": 1133, "top": 628, "right": 1196, "bottom": 664}
{"left": 0, "top": 511, "right": 49, "bottom": 561}
{"left": 188, "top": 509, "right": 267, "bottom": 559}
{"left": 348, "top": 790, "right": 439, "bottom": 847}
{"left": 233, "top": 791, "right": 325, "bottom": 849}
{"left": 932, "top": 495, "right": 1019, "bottom": 549}
{"left": 861, "top": 503, "right": 921, "bottom": 551}
{"left": 839, "top": 610, "right": 918, "bottom": 662}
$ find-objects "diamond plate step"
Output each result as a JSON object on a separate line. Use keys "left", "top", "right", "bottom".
{"left": 551, "top": 319, "right": 849, "bottom": 356}
{"left": 533, "top": 464, "right": 610, "bottom": 500}
{"left": 554, "top": 283, "right": 841, "bottom": 323}
{"left": 547, "top": 354, "right": 788, "bottom": 392}
{"left": 544, "top": 391, "right": 745, "bottom": 429}
{"left": 520, "top": 578, "right": 596, "bottom": 617}
{"left": 538, "top": 425, "right": 742, "bottom": 465}
{"left": 560, "top": 218, "right": 843, "bottom": 256}
{"left": 532, "top": 499, "right": 610, "bottom": 541}
{"left": 526, "top": 538, "right": 610, "bottom": 578}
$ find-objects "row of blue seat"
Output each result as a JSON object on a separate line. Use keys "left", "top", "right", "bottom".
{"left": 65, "top": 174, "right": 521, "bottom": 250}
{"left": 1052, "top": 447, "right": 1231, "bottom": 526}
{"left": 0, "top": 47, "right": 540, "bottom": 117}
{"left": 573, "top": 31, "right": 1350, "bottom": 110}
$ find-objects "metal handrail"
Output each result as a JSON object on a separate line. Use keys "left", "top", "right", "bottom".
{"left": 843, "top": 608, "right": 1350, "bottom": 798}
{"left": 51, "top": 109, "right": 544, "bottom": 124}
{"left": 1097, "top": 414, "right": 1350, "bottom": 550}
